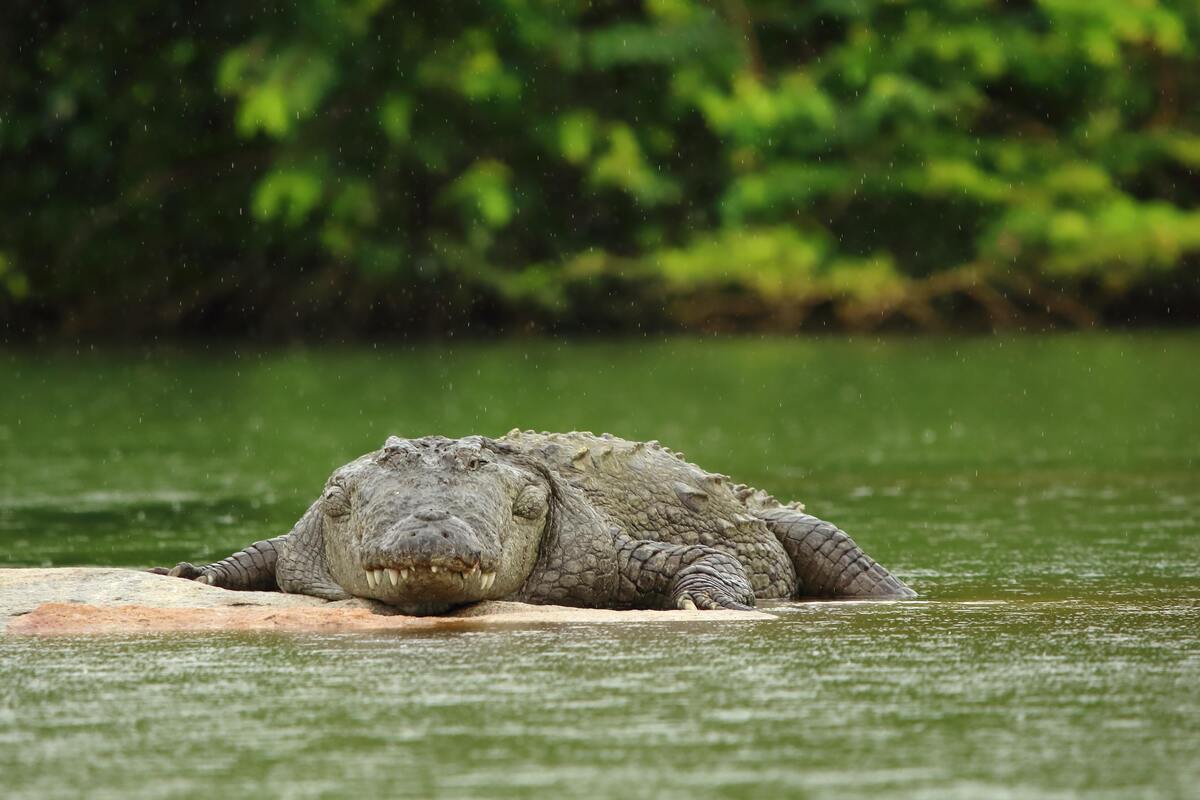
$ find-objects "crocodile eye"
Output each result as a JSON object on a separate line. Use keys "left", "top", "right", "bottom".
{"left": 321, "top": 482, "right": 351, "bottom": 518}
{"left": 512, "top": 485, "right": 548, "bottom": 520}
{"left": 464, "top": 455, "right": 490, "bottom": 471}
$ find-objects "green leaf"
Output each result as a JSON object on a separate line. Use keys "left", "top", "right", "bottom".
{"left": 590, "top": 126, "right": 679, "bottom": 205}
{"left": 252, "top": 168, "right": 324, "bottom": 226}
{"left": 218, "top": 43, "right": 335, "bottom": 138}
{"left": 0, "top": 251, "right": 30, "bottom": 300}
{"left": 379, "top": 94, "right": 412, "bottom": 144}
{"left": 441, "top": 160, "right": 515, "bottom": 230}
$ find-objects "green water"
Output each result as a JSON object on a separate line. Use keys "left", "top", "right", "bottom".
{"left": 1, "top": 334, "right": 1197, "bottom": 799}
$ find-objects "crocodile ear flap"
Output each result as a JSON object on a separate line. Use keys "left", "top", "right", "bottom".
{"left": 534, "top": 462, "right": 613, "bottom": 543}
{"left": 505, "top": 456, "right": 624, "bottom": 606}
{"left": 500, "top": 453, "right": 610, "bottom": 541}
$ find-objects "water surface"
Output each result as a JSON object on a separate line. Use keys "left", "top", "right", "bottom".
{"left": 1, "top": 335, "right": 1197, "bottom": 798}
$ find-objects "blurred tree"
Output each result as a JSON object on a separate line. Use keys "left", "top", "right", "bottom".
{"left": 2, "top": 0, "right": 1198, "bottom": 337}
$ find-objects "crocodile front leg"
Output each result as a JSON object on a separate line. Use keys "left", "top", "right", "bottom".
{"left": 164, "top": 535, "right": 287, "bottom": 591}
{"left": 615, "top": 534, "right": 757, "bottom": 611}
{"left": 518, "top": 521, "right": 756, "bottom": 611}
{"left": 516, "top": 475, "right": 756, "bottom": 611}
{"left": 159, "top": 503, "right": 352, "bottom": 601}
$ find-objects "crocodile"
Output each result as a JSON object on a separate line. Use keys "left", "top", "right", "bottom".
{"left": 161, "top": 431, "right": 915, "bottom": 614}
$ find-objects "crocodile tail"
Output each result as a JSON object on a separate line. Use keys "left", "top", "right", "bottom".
{"left": 755, "top": 508, "right": 916, "bottom": 598}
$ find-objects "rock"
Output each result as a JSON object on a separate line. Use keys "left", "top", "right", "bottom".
{"left": 0, "top": 568, "right": 776, "bottom": 634}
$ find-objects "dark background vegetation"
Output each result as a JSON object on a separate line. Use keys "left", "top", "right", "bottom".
{"left": 3, "top": 0, "right": 1199, "bottom": 340}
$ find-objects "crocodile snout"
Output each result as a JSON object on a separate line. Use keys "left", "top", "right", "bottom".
{"left": 395, "top": 509, "right": 479, "bottom": 556}
{"left": 364, "top": 509, "right": 494, "bottom": 575}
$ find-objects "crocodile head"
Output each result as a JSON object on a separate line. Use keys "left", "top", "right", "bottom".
{"left": 318, "top": 435, "right": 550, "bottom": 613}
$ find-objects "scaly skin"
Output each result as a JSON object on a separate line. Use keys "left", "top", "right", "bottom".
{"left": 162, "top": 432, "right": 915, "bottom": 614}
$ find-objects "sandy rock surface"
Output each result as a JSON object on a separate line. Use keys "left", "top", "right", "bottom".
{"left": 0, "top": 568, "right": 775, "bottom": 634}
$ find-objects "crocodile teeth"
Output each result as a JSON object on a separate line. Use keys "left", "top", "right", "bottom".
{"left": 400, "top": 568, "right": 409, "bottom": 580}
{"left": 481, "top": 572, "right": 495, "bottom": 590}
{"left": 365, "top": 570, "right": 377, "bottom": 588}
{"left": 386, "top": 568, "right": 400, "bottom": 586}
{"left": 430, "top": 565, "right": 439, "bottom": 573}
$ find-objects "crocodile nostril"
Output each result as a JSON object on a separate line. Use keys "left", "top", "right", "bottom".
{"left": 440, "top": 531, "right": 450, "bottom": 539}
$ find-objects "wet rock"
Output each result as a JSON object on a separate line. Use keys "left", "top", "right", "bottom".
{"left": 0, "top": 568, "right": 775, "bottom": 634}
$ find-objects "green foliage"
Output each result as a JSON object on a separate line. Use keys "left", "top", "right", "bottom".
{"left": 441, "top": 161, "right": 514, "bottom": 230}
{"left": 253, "top": 167, "right": 325, "bottom": 226}
{"left": 0, "top": 252, "right": 29, "bottom": 300}
{"left": 218, "top": 44, "right": 337, "bottom": 139}
{"left": 2, "top": 0, "right": 1199, "bottom": 336}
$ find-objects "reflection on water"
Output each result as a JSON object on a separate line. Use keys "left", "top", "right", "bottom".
{"left": 1, "top": 334, "right": 1198, "bottom": 798}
